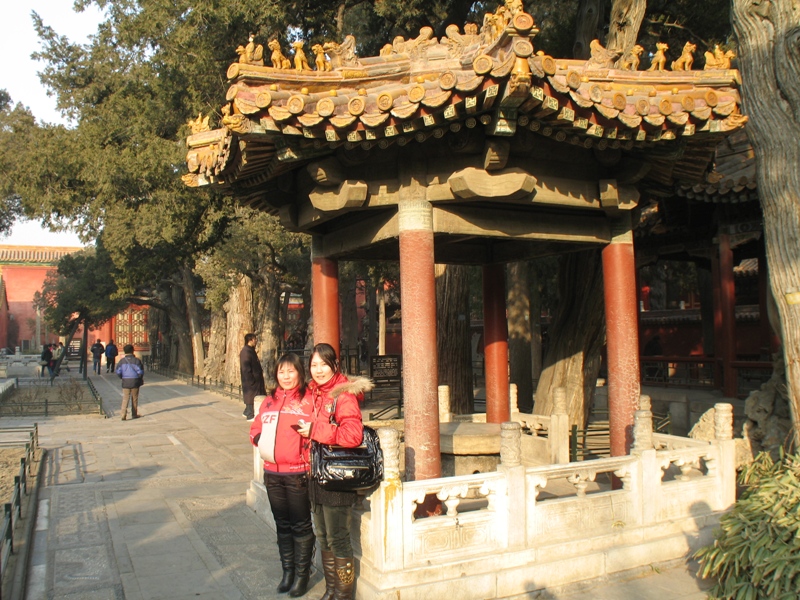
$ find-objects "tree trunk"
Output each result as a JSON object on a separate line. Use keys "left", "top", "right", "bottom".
{"left": 340, "top": 266, "right": 359, "bottom": 360}
{"left": 530, "top": 264, "right": 543, "bottom": 384}
{"left": 435, "top": 264, "right": 474, "bottom": 414}
{"left": 166, "top": 284, "right": 193, "bottom": 374}
{"left": 574, "top": 0, "right": 606, "bottom": 59}
{"left": 366, "top": 275, "right": 378, "bottom": 367}
{"left": 533, "top": 250, "right": 606, "bottom": 428}
{"left": 180, "top": 265, "right": 205, "bottom": 377}
{"left": 204, "top": 308, "right": 227, "bottom": 380}
{"left": 733, "top": 0, "right": 800, "bottom": 447}
{"left": 605, "top": 0, "right": 646, "bottom": 53}
{"left": 253, "top": 270, "right": 282, "bottom": 386}
{"left": 508, "top": 262, "right": 534, "bottom": 411}
{"left": 224, "top": 275, "right": 255, "bottom": 386}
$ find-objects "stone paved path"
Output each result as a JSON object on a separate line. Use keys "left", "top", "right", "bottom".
{"left": 9, "top": 371, "right": 714, "bottom": 599}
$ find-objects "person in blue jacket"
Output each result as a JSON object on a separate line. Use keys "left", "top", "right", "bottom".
{"left": 116, "top": 345, "right": 144, "bottom": 420}
{"left": 105, "top": 340, "right": 119, "bottom": 373}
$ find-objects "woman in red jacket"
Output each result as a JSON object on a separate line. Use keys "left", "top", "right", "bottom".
{"left": 250, "top": 352, "right": 315, "bottom": 597}
{"left": 297, "top": 343, "right": 371, "bottom": 600}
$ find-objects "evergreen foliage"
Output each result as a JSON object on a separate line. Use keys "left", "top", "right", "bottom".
{"left": 695, "top": 452, "right": 800, "bottom": 599}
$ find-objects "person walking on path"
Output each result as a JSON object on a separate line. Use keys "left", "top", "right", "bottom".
{"left": 240, "top": 333, "right": 266, "bottom": 421}
{"left": 90, "top": 339, "right": 105, "bottom": 375}
{"left": 40, "top": 343, "right": 54, "bottom": 378}
{"left": 250, "top": 353, "right": 315, "bottom": 597}
{"left": 105, "top": 340, "right": 119, "bottom": 373}
{"left": 297, "top": 343, "right": 372, "bottom": 600}
{"left": 116, "top": 344, "right": 144, "bottom": 420}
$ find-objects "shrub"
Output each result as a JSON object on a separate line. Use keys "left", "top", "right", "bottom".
{"left": 695, "top": 451, "right": 800, "bottom": 599}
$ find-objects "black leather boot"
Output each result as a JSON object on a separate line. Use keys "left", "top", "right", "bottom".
{"left": 288, "top": 533, "right": 315, "bottom": 597}
{"left": 276, "top": 532, "right": 295, "bottom": 593}
{"left": 333, "top": 556, "right": 355, "bottom": 600}
{"left": 319, "top": 550, "right": 336, "bottom": 600}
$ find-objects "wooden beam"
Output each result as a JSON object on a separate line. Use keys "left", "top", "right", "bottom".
{"left": 321, "top": 210, "right": 399, "bottom": 258}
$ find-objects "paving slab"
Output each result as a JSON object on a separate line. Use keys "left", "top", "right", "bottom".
{"left": 15, "top": 371, "right": 716, "bottom": 599}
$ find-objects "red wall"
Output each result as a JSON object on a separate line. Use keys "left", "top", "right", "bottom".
{"left": 1, "top": 264, "right": 60, "bottom": 348}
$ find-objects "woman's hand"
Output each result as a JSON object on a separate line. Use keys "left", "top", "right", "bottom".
{"left": 296, "top": 420, "right": 312, "bottom": 438}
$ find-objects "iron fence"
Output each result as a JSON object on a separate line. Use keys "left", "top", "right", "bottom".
{"left": 0, "top": 424, "right": 39, "bottom": 586}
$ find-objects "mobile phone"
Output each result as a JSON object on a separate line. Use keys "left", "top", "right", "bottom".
{"left": 297, "top": 419, "right": 307, "bottom": 426}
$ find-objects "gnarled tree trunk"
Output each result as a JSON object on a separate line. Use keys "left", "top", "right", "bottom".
{"left": 733, "top": 0, "right": 800, "bottom": 447}
{"left": 253, "top": 269, "right": 282, "bottom": 386}
{"left": 180, "top": 265, "right": 205, "bottom": 377}
{"left": 533, "top": 249, "right": 605, "bottom": 428}
{"left": 204, "top": 308, "right": 227, "bottom": 380}
{"left": 605, "top": 0, "right": 646, "bottom": 53}
{"left": 224, "top": 275, "right": 255, "bottom": 386}
{"left": 574, "top": 0, "right": 607, "bottom": 59}
{"left": 435, "top": 264, "right": 474, "bottom": 414}
{"left": 508, "top": 261, "right": 534, "bottom": 412}
{"left": 166, "top": 284, "right": 193, "bottom": 373}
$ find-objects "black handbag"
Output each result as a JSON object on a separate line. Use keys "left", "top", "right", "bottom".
{"left": 310, "top": 400, "right": 383, "bottom": 492}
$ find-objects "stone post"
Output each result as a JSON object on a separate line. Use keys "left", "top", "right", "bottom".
{"left": 499, "top": 421, "right": 525, "bottom": 549}
{"left": 500, "top": 421, "right": 522, "bottom": 467}
{"left": 714, "top": 402, "right": 736, "bottom": 508}
{"left": 311, "top": 235, "right": 340, "bottom": 354}
{"left": 369, "top": 427, "right": 404, "bottom": 571}
{"left": 602, "top": 215, "right": 641, "bottom": 455}
{"left": 484, "top": 263, "right": 510, "bottom": 424}
{"left": 438, "top": 385, "right": 452, "bottom": 423}
{"left": 632, "top": 409, "right": 653, "bottom": 452}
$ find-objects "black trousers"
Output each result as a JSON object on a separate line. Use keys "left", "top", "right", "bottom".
{"left": 265, "top": 472, "right": 313, "bottom": 537}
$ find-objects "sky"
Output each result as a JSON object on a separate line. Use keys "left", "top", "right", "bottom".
{"left": 0, "top": 0, "right": 104, "bottom": 248}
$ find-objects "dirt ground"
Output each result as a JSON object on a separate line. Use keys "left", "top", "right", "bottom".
{"left": 0, "top": 378, "right": 102, "bottom": 417}
{"left": 0, "top": 448, "right": 30, "bottom": 505}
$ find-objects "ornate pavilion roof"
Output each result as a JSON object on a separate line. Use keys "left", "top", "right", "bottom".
{"left": 184, "top": 2, "right": 746, "bottom": 226}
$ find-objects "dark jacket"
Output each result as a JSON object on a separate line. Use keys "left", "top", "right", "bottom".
{"left": 90, "top": 342, "right": 105, "bottom": 359}
{"left": 239, "top": 345, "right": 266, "bottom": 404}
{"left": 105, "top": 343, "right": 118, "bottom": 358}
{"left": 116, "top": 354, "right": 144, "bottom": 389}
{"left": 307, "top": 373, "right": 373, "bottom": 507}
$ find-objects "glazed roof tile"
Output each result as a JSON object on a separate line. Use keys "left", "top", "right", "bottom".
{"left": 184, "top": 6, "right": 746, "bottom": 191}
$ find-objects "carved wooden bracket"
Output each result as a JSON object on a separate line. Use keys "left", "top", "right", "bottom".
{"left": 483, "top": 139, "right": 511, "bottom": 171}
{"left": 307, "top": 157, "right": 345, "bottom": 186}
{"left": 599, "top": 179, "right": 639, "bottom": 211}
{"left": 448, "top": 167, "right": 537, "bottom": 201}
{"left": 309, "top": 180, "right": 369, "bottom": 211}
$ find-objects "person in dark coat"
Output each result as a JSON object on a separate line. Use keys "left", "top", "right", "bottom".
{"left": 105, "top": 340, "right": 119, "bottom": 373}
{"left": 240, "top": 333, "right": 266, "bottom": 421}
{"left": 90, "top": 339, "right": 105, "bottom": 375}
{"left": 116, "top": 344, "right": 144, "bottom": 420}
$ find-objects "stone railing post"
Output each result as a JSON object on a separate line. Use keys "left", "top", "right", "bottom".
{"left": 550, "top": 387, "right": 570, "bottom": 464}
{"left": 438, "top": 385, "right": 452, "bottom": 424}
{"left": 501, "top": 421, "right": 522, "bottom": 467}
{"left": 499, "top": 421, "right": 525, "bottom": 549}
{"left": 714, "top": 403, "right": 736, "bottom": 507}
{"left": 632, "top": 407, "right": 653, "bottom": 452}
{"left": 368, "top": 426, "right": 404, "bottom": 571}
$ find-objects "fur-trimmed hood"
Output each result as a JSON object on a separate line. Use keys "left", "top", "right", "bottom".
{"left": 330, "top": 375, "right": 374, "bottom": 400}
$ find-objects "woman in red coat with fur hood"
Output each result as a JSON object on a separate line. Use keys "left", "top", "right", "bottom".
{"left": 297, "top": 343, "right": 372, "bottom": 600}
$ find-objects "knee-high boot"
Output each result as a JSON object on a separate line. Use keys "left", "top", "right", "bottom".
{"left": 319, "top": 550, "right": 336, "bottom": 600}
{"left": 276, "top": 532, "right": 295, "bottom": 593}
{"left": 333, "top": 556, "right": 355, "bottom": 600}
{"left": 288, "top": 533, "right": 316, "bottom": 597}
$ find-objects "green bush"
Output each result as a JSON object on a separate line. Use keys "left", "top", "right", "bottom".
{"left": 695, "top": 451, "right": 800, "bottom": 599}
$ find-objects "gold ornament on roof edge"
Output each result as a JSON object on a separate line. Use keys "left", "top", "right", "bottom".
{"left": 312, "top": 44, "right": 332, "bottom": 71}
{"left": 236, "top": 34, "right": 264, "bottom": 66}
{"left": 292, "top": 41, "right": 312, "bottom": 71}
{"left": 618, "top": 45, "right": 644, "bottom": 71}
{"left": 671, "top": 42, "right": 696, "bottom": 71}
{"left": 188, "top": 113, "right": 210, "bottom": 134}
{"left": 704, "top": 45, "right": 735, "bottom": 70}
{"left": 268, "top": 40, "right": 291, "bottom": 69}
{"left": 647, "top": 42, "right": 668, "bottom": 71}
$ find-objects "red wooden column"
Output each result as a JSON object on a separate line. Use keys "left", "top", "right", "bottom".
{"left": 398, "top": 199, "right": 441, "bottom": 481}
{"left": 718, "top": 232, "right": 737, "bottom": 397}
{"left": 711, "top": 256, "right": 724, "bottom": 387}
{"left": 483, "top": 264, "right": 510, "bottom": 423}
{"left": 602, "top": 218, "right": 641, "bottom": 456}
{"left": 311, "top": 235, "right": 340, "bottom": 355}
